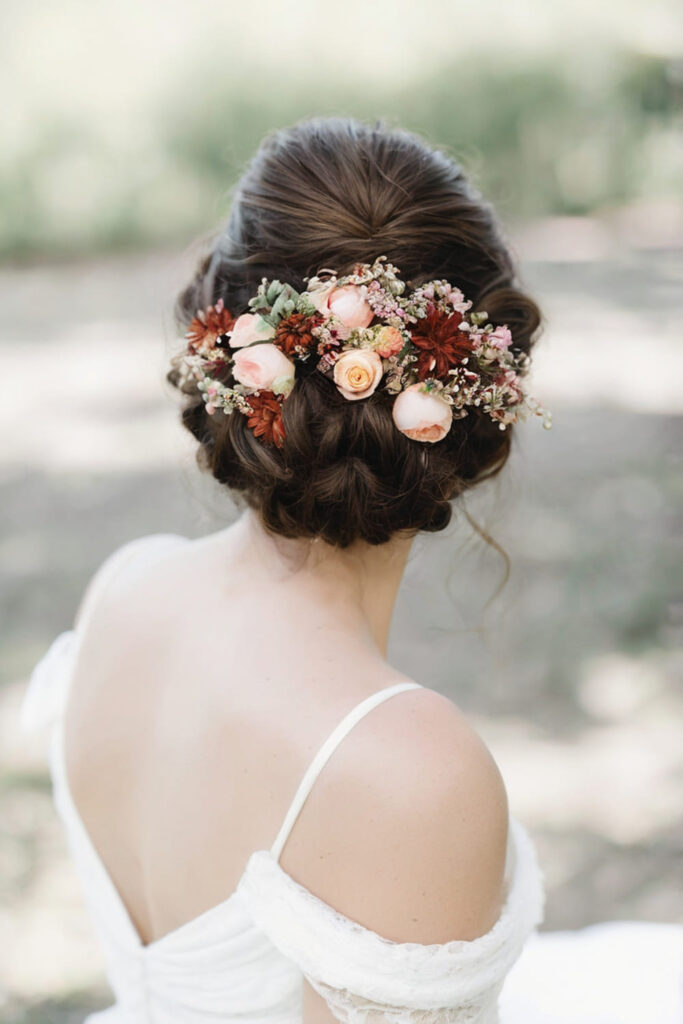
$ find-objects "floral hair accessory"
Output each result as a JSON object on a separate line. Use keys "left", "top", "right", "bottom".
{"left": 177, "top": 256, "right": 552, "bottom": 449}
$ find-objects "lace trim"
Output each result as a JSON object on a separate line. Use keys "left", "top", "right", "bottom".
{"left": 304, "top": 976, "right": 505, "bottom": 1024}
{"left": 237, "top": 816, "right": 545, "bottom": 1009}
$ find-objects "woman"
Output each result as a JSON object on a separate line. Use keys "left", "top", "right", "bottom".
{"left": 23, "top": 117, "right": 682, "bottom": 1023}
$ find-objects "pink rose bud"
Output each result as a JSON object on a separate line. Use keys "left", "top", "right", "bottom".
{"left": 228, "top": 313, "right": 276, "bottom": 348}
{"left": 333, "top": 348, "right": 383, "bottom": 401}
{"left": 311, "top": 284, "right": 374, "bottom": 329}
{"left": 392, "top": 383, "right": 453, "bottom": 443}
{"left": 232, "top": 343, "right": 296, "bottom": 392}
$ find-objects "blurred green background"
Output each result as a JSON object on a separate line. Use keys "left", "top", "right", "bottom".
{"left": 1, "top": 1, "right": 682, "bottom": 1021}
{"left": 2, "top": 0, "right": 682, "bottom": 258}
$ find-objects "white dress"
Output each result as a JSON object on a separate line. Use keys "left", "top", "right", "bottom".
{"left": 21, "top": 535, "right": 683, "bottom": 1024}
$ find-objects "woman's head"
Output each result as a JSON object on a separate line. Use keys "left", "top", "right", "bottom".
{"left": 169, "top": 115, "right": 543, "bottom": 549}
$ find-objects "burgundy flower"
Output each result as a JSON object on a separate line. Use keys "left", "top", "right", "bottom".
{"left": 410, "top": 309, "right": 476, "bottom": 381}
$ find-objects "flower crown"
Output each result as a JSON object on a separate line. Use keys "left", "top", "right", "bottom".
{"left": 177, "top": 256, "right": 552, "bottom": 448}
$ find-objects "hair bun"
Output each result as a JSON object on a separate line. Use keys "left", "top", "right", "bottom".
{"left": 169, "top": 116, "right": 544, "bottom": 548}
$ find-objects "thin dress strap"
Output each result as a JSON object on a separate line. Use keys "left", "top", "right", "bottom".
{"left": 270, "top": 680, "right": 423, "bottom": 862}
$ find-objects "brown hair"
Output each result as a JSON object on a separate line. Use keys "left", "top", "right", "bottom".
{"left": 168, "top": 115, "right": 542, "bottom": 551}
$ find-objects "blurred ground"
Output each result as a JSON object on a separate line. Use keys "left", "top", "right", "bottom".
{"left": 0, "top": 217, "right": 681, "bottom": 1021}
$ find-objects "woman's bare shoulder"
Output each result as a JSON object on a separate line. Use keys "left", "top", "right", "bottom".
{"left": 279, "top": 684, "right": 510, "bottom": 945}
{"left": 68, "top": 532, "right": 193, "bottom": 680}
{"left": 73, "top": 533, "right": 190, "bottom": 629}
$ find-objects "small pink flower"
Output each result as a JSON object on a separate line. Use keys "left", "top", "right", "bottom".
{"left": 494, "top": 368, "right": 524, "bottom": 403}
{"left": 232, "top": 343, "right": 295, "bottom": 394}
{"left": 488, "top": 325, "right": 513, "bottom": 350}
{"left": 374, "top": 326, "right": 404, "bottom": 358}
{"left": 392, "top": 382, "right": 453, "bottom": 443}
{"left": 333, "top": 348, "right": 383, "bottom": 401}
{"left": 228, "top": 313, "right": 276, "bottom": 348}
{"left": 311, "top": 284, "right": 374, "bottom": 328}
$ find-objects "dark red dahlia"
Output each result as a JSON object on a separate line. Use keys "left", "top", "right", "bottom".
{"left": 245, "top": 391, "right": 286, "bottom": 449}
{"left": 410, "top": 309, "right": 476, "bottom": 381}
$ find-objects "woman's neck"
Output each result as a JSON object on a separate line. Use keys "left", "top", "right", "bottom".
{"left": 223, "top": 506, "right": 416, "bottom": 659}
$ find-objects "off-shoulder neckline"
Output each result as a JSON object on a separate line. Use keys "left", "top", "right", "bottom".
{"left": 55, "top": 671, "right": 526, "bottom": 956}
{"left": 51, "top": 643, "right": 440, "bottom": 952}
{"left": 52, "top": 629, "right": 524, "bottom": 955}
{"left": 39, "top": 531, "right": 531, "bottom": 955}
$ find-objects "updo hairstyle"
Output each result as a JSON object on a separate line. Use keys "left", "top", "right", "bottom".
{"left": 168, "top": 116, "right": 542, "bottom": 549}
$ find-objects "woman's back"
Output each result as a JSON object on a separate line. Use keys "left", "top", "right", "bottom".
{"left": 22, "top": 117, "right": 554, "bottom": 1023}
{"left": 62, "top": 522, "right": 511, "bottom": 955}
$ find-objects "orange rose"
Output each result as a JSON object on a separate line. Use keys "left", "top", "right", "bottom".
{"left": 374, "top": 326, "right": 404, "bottom": 358}
{"left": 333, "top": 349, "right": 383, "bottom": 401}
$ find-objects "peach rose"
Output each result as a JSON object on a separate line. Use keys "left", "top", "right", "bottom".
{"left": 232, "top": 343, "right": 295, "bottom": 395}
{"left": 374, "top": 326, "right": 404, "bottom": 358}
{"left": 333, "top": 348, "right": 383, "bottom": 401}
{"left": 228, "top": 313, "right": 276, "bottom": 348}
{"left": 392, "top": 383, "right": 453, "bottom": 443}
{"left": 311, "top": 284, "right": 374, "bottom": 328}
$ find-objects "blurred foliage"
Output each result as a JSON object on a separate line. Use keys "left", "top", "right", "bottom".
{"left": 3, "top": 48, "right": 682, "bottom": 260}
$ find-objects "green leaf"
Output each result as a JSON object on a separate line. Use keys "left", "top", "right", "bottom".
{"left": 266, "top": 280, "right": 283, "bottom": 304}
